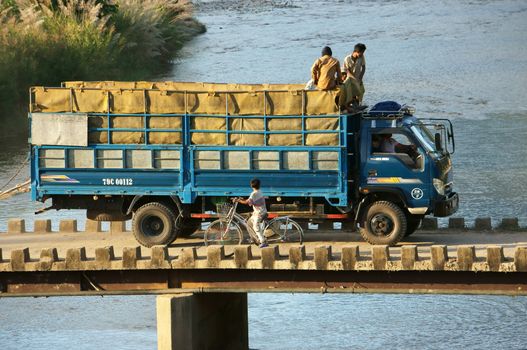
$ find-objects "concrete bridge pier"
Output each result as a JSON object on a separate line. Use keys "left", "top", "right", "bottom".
{"left": 156, "top": 293, "right": 249, "bottom": 350}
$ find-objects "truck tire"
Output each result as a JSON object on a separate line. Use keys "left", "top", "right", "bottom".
{"left": 132, "top": 202, "right": 177, "bottom": 247}
{"left": 177, "top": 218, "right": 202, "bottom": 238}
{"left": 359, "top": 201, "right": 407, "bottom": 246}
{"left": 404, "top": 215, "right": 423, "bottom": 237}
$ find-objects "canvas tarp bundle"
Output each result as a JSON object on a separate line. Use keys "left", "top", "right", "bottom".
{"left": 188, "top": 115, "right": 339, "bottom": 146}
{"left": 84, "top": 114, "right": 340, "bottom": 146}
{"left": 87, "top": 115, "right": 183, "bottom": 145}
{"left": 31, "top": 82, "right": 341, "bottom": 146}
{"left": 63, "top": 81, "right": 307, "bottom": 92}
{"left": 32, "top": 85, "right": 339, "bottom": 116}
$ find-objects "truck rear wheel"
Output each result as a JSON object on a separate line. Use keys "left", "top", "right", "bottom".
{"left": 359, "top": 201, "right": 407, "bottom": 246}
{"left": 132, "top": 202, "right": 177, "bottom": 247}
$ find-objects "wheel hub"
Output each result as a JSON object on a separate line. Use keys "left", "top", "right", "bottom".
{"left": 370, "top": 214, "right": 394, "bottom": 236}
{"left": 142, "top": 215, "right": 165, "bottom": 237}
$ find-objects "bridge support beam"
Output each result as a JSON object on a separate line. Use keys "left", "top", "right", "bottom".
{"left": 156, "top": 293, "right": 248, "bottom": 350}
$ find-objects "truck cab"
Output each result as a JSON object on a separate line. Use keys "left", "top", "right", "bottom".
{"left": 354, "top": 101, "right": 458, "bottom": 244}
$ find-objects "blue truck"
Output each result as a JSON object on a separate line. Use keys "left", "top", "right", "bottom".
{"left": 29, "top": 82, "right": 458, "bottom": 246}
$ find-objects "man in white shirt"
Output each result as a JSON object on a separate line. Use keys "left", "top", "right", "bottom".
{"left": 236, "top": 178, "right": 268, "bottom": 248}
{"left": 343, "top": 43, "right": 367, "bottom": 103}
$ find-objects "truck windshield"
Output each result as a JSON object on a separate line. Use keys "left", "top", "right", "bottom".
{"left": 410, "top": 123, "right": 438, "bottom": 154}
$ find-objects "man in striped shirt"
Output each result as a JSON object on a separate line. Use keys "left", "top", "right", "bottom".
{"left": 236, "top": 178, "right": 268, "bottom": 248}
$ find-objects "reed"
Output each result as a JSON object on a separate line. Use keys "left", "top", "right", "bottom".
{"left": 0, "top": 0, "right": 205, "bottom": 115}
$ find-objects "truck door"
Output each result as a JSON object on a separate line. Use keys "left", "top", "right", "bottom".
{"left": 363, "top": 129, "right": 430, "bottom": 209}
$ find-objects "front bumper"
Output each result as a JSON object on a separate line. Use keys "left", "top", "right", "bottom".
{"left": 433, "top": 192, "right": 459, "bottom": 217}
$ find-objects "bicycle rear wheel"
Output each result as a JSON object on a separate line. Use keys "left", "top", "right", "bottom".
{"left": 264, "top": 217, "right": 303, "bottom": 244}
{"left": 204, "top": 219, "right": 243, "bottom": 246}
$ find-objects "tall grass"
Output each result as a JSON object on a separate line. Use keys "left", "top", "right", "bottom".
{"left": 0, "top": 0, "right": 205, "bottom": 120}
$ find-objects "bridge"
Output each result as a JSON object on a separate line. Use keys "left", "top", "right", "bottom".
{"left": 1, "top": 216, "right": 526, "bottom": 349}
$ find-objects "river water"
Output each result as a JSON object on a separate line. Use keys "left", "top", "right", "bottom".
{"left": 1, "top": 0, "right": 527, "bottom": 348}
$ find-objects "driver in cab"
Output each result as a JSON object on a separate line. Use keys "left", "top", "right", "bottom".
{"left": 379, "top": 134, "right": 418, "bottom": 158}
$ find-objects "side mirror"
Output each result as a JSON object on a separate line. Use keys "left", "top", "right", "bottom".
{"left": 434, "top": 133, "right": 443, "bottom": 152}
{"left": 448, "top": 126, "right": 455, "bottom": 154}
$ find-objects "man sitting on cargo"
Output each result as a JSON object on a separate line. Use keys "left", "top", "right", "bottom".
{"left": 235, "top": 178, "right": 269, "bottom": 248}
{"left": 311, "top": 46, "right": 342, "bottom": 90}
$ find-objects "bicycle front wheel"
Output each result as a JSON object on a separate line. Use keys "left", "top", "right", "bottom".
{"left": 204, "top": 219, "right": 243, "bottom": 246}
{"left": 264, "top": 217, "right": 304, "bottom": 244}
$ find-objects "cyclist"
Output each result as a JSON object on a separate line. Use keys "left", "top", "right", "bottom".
{"left": 235, "top": 178, "right": 268, "bottom": 248}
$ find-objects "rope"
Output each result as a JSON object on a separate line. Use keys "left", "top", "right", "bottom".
{"left": 0, "top": 180, "right": 31, "bottom": 200}
{"left": 0, "top": 155, "right": 30, "bottom": 192}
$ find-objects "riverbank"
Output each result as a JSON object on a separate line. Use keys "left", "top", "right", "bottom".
{"left": 0, "top": 0, "right": 205, "bottom": 130}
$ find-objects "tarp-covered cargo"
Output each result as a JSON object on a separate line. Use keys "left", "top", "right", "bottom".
{"left": 30, "top": 82, "right": 342, "bottom": 147}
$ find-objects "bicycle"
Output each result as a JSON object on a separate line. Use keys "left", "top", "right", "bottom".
{"left": 204, "top": 199, "right": 304, "bottom": 246}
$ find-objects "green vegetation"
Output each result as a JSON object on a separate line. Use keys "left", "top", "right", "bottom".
{"left": 0, "top": 0, "right": 205, "bottom": 114}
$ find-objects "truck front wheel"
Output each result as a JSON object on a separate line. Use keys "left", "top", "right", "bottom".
{"left": 359, "top": 201, "right": 407, "bottom": 246}
{"left": 132, "top": 202, "right": 177, "bottom": 247}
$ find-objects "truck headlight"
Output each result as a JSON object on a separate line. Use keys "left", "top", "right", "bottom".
{"left": 433, "top": 178, "right": 445, "bottom": 195}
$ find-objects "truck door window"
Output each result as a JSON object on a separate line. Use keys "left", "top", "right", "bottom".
{"left": 372, "top": 132, "right": 423, "bottom": 169}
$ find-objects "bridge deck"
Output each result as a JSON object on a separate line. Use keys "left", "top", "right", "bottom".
{"left": 1, "top": 227, "right": 527, "bottom": 297}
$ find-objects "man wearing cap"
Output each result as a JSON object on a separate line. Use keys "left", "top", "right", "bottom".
{"left": 343, "top": 43, "right": 367, "bottom": 103}
{"left": 311, "top": 46, "right": 342, "bottom": 90}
